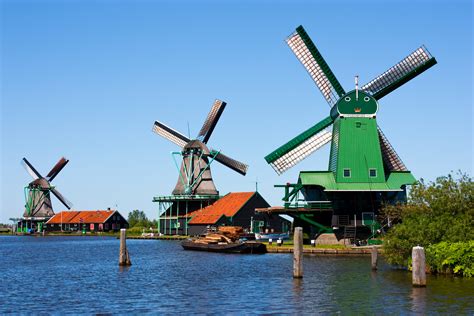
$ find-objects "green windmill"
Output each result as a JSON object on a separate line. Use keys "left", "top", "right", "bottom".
{"left": 263, "top": 26, "right": 437, "bottom": 242}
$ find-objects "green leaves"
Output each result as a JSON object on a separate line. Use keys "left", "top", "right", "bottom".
{"left": 382, "top": 171, "right": 474, "bottom": 275}
{"left": 426, "top": 241, "right": 474, "bottom": 277}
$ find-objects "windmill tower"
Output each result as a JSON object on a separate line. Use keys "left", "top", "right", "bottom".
{"left": 20, "top": 157, "right": 72, "bottom": 233}
{"left": 152, "top": 99, "right": 248, "bottom": 235}
{"left": 263, "top": 26, "right": 437, "bottom": 241}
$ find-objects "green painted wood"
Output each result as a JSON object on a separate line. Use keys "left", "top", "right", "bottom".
{"left": 332, "top": 117, "right": 385, "bottom": 183}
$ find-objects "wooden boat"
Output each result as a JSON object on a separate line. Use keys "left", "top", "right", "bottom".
{"left": 181, "top": 239, "right": 266, "bottom": 254}
{"left": 181, "top": 226, "right": 266, "bottom": 254}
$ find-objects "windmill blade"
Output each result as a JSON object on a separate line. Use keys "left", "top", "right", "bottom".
{"left": 50, "top": 187, "right": 73, "bottom": 210}
{"left": 377, "top": 126, "right": 408, "bottom": 172}
{"left": 46, "top": 157, "right": 69, "bottom": 182}
{"left": 362, "top": 46, "right": 437, "bottom": 100}
{"left": 21, "top": 158, "right": 42, "bottom": 180}
{"left": 286, "top": 25, "right": 345, "bottom": 107}
{"left": 210, "top": 150, "right": 248, "bottom": 176}
{"left": 153, "top": 121, "right": 190, "bottom": 148}
{"left": 197, "top": 99, "right": 227, "bottom": 144}
{"left": 265, "top": 116, "right": 334, "bottom": 175}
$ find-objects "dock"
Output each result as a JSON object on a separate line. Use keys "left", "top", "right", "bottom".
{"left": 266, "top": 246, "right": 381, "bottom": 255}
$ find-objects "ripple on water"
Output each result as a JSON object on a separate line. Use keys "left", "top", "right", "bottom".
{"left": 0, "top": 236, "right": 473, "bottom": 314}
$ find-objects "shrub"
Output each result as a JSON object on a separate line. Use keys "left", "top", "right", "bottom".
{"left": 382, "top": 172, "right": 474, "bottom": 271}
{"left": 426, "top": 241, "right": 474, "bottom": 277}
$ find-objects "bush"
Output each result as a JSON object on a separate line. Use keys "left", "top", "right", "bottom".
{"left": 382, "top": 172, "right": 474, "bottom": 271}
{"left": 427, "top": 241, "right": 474, "bottom": 277}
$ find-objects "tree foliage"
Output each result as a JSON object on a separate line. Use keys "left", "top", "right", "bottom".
{"left": 128, "top": 210, "right": 153, "bottom": 228}
{"left": 382, "top": 172, "right": 474, "bottom": 272}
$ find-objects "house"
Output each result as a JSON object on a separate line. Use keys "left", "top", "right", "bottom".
{"left": 45, "top": 210, "right": 128, "bottom": 232}
{"left": 186, "top": 191, "right": 289, "bottom": 236}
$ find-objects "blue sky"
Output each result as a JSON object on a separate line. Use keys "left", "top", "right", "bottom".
{"left": 1, "top": 0, "right": 472, "bottom": 223}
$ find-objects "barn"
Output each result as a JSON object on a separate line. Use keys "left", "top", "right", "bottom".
{"left": 45, "top": 210, "right": 129, "bottom": 232}
{"left": 186, "top": 191, "right": 289, "bottom": 236}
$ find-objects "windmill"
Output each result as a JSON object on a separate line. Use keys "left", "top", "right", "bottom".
{"left": 262, "top": 26, "right": 437, "bottom": 240}
{"left": 152, "top": 99, "right": 248, "bottom": 235}
{"left": 22, "top": 157, "right": 72, "bottom": 218}
{"left": 153, "top": 99, "right": 248, "bottom": 196}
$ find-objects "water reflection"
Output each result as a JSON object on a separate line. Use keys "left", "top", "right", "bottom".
{"left": 1, "top": 237, "right": 473, "bottom": 314}
{"left": 411, "top": 286, "right": 427, "bottom": 314}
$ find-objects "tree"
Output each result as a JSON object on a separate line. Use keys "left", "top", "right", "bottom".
{"left": 382, "top": 172, "right": 474, "bottom": 269}
{"left": 128, "top": 210, "right": 151, "bottom": 228}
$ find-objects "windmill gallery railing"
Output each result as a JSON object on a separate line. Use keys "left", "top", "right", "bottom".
{"left": 275, "top": 183, "right": 333, "bottom": 211}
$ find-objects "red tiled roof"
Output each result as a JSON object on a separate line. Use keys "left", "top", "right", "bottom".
{"left": 188, "top": 192, "right": 255, "bottom": 225}
{"left": 46, "top": 210, "right": 116, "bottom": 224}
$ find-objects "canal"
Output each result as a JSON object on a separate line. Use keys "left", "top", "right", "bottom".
{"left": 0, "top": 236, "right": 472, "bottom": 314}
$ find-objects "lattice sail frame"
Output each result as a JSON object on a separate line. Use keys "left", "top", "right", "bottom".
{"left": 377, "top": 126, "right": 407, "bottom": 172}
{"left": 269, "top": 129, "right": 332, "bottom": 175}
{"left": 362, "top": 46, "right": 434, "bottom": 99}
{"left": 153, "top": 121, "right": 190, "bottom": 148}
{"left": 286, "top": 27, "right": 345, "bottom": 107}
{"left": 197, "top": 100, "right": 227, "bottom": 143}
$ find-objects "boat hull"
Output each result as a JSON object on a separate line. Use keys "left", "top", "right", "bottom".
{"left": 181, "top": 240, "right": 267, "bottom": 254}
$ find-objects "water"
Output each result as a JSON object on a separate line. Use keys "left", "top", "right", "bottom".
{"left": 0, "top": 236, "right": 472, "bottom": 314}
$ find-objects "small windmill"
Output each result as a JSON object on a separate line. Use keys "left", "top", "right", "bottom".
{"left": 153, "top": 99, "right": 248, "bottom": 196}
{"left": 265, "top": 25, "right": 436, "bottom": 177}
{"left": 22, "top": 157, "right": 72, "bottom": 218}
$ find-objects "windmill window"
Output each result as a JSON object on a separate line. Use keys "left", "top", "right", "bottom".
{"left": 364, "top": 96, "right": 370, "bottom": 102}
{"left": 344, "top": 96, "right": 351, "bottom": 102}
{"left": 356, "top": 122, "right": 362, "bottom": 128}
{"left": 343, "top": 169, "right": 351, "bottom": 178}
{"left": 369, "top": 168, "right": 377, "bottom": 177}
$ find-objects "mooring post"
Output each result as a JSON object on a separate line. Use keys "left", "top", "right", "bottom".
{"left": 371, "top": 246, "right": 378, "bottom": 271}
{"left": 412, "top": 246, "right": 426, "bottom": 287}
{"left": 293, "top": 227, "right": 303, "bottom": 279}
{"left": 119, "top": 228, "right": 132, "bottom": 266}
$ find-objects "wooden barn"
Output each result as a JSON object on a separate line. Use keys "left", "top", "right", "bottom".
{"left": 45, "top": 210, "right": 128, "bottom": 232}
{"left": 186, "top": 191, "right": 289, "bottom": 236}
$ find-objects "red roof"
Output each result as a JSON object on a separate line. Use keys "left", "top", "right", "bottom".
{"left": 188, "top": 192, "right": 255, "bottom": 225}
{"left": 46, "top": 210, "right": 116, "bottom": 224}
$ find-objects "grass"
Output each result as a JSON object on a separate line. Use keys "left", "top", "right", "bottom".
{"left": 263, "top": 241, "right": 348, "bottom": 249}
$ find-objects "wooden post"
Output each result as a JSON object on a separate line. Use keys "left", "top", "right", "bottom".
{"left": 371, "top": 246, "right": 378, "bottom": 271}
{"left": 119, "top": 228, "right": 132, "bottom": 266}
{"left": 293, "top": 227, "right": 303, "bottom": 278}
{"left": 412, "top": 246, "right": 426, "bottom": 287}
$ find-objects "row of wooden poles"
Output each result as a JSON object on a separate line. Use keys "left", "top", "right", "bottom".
{"left": 292, "top": 227, "right": 427, "bottom": 287}
{"left": 119, "top": 227, "right": 427, "bottom": 287}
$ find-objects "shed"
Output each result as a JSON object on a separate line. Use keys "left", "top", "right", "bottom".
{"left": 186, "top": 192, "right": 289, "bottom": 236}
{"left": 46, "top": 210, "right": 128, "bottom": 232}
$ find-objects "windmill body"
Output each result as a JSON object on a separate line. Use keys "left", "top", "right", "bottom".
{"left": 263, "top": 26, "right": 436, "bottom": 241}
{"left": 153, "top": 99, "right": 248, "bottom": 235}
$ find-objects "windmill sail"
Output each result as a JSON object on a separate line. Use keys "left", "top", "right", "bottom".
{"left": 22, "top": 158, "right": 41, "bottom": 179}
{"left": 153, "top": 121, "right": 191, "bottom": 148}
{"left": 211, "top": 150, "right": 248, "bottom": 176}
{"left": 362, "top": 46, "right": 437, "bottom": 100}
{"left": 51, "top": 187, "right": 73, "bottom": 209}
{"left": 286, "top": 26, "right": 345, "bottom": 107}
{"left": 377, "top": 126, "right": 408, "bottom": 172}
{"left": 46, "top": 157, "right": 69, "bottom": 181}
{"left": 265, "top": 116, "right": 334, "bottom": 175}
{"left": 197, "top": 99, "right": 227, "bottom": 143}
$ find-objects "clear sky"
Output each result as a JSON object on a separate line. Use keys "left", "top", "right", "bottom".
{"left": 1, "top": 0, "right": 472, "bottom": 223}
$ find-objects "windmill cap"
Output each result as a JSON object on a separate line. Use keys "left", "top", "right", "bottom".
{"left": 336, "top": 90, "right": 378, "bottom": 117}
